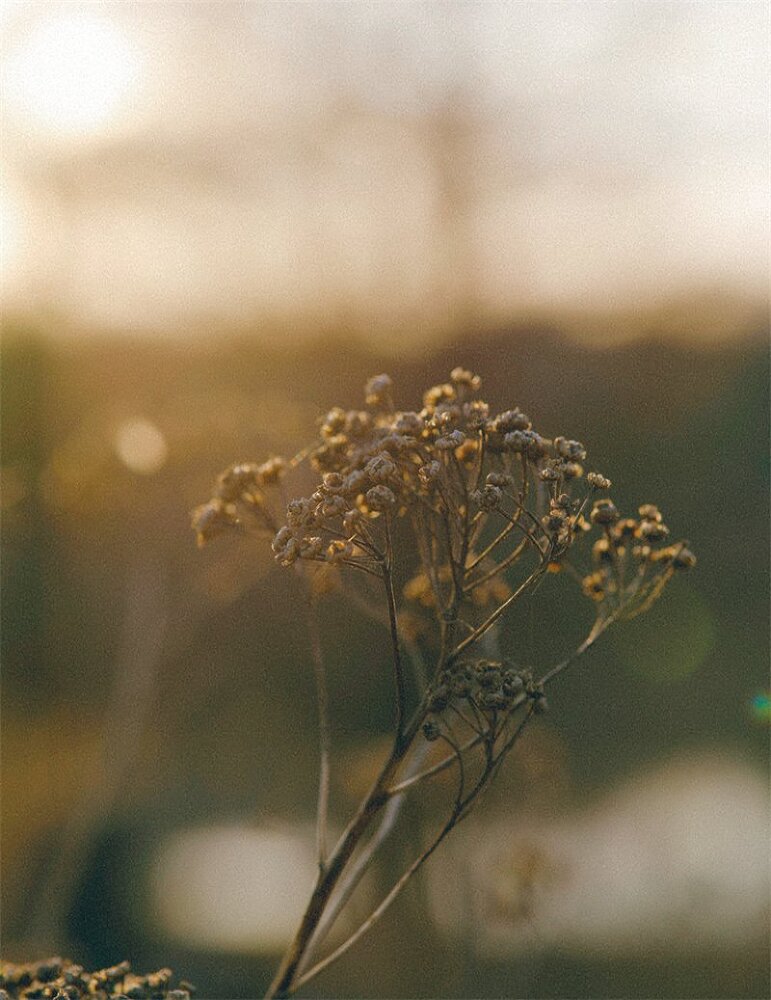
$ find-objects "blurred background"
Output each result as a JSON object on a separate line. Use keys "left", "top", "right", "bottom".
{"left": 1, "top": 2, "right": 768, "bottom": 997}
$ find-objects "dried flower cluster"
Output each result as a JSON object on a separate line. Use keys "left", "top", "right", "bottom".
{"left": 193, "top": 367, "right": 695, "bottom": 999}
{"left": 0, "top": 959, "right": 193, "bottom": 1000}
{"left": 195, "top": 366, "right": 693, "bottom": 638}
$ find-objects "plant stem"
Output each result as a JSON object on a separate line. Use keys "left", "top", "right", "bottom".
{"left": 382, "top": 521, "right": 408, "bottom": 744}
{"left": 539, "top": 615, "right": 608, "bottom": 686}
{"left": 448, "top": 565, "right": 547, "bottom": 664}
{"left": 297, "top": 739, "right": 432, "bottom": 977}
{"left": 263, "top": 727, "right": 419, "bottom": 999}
{"left": 306, "top": 591, "right": 331, "bottom": 869}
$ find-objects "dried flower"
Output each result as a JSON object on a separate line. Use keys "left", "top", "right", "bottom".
{"left": 365, "top": 373, "right": 393, "bottom": 407}
{"left": 193, "top": 365, "right": 695, "bottom": 998}
{"left": 590, "top": 498, "right": 620, "bottom": 525}
{"left": 366, "top": 485, "right": 397, "bottom": 511}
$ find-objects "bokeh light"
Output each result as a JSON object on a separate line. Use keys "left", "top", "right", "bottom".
{"left": 114, "top": 419, "right": 168, "bottom": 476}
{"left": 3, "top": 11, "right": 141, "bottom": 137}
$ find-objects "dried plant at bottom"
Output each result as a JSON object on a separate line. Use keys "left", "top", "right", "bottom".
{"left": 0, "top": 958, "right": 193, "bottom": 1000}
{"left": 193, "top": 367, "right": 696, "bottom": 998}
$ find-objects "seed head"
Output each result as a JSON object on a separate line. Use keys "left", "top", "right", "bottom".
{"left": 435, "top": 429, "right": 466, "bottom": 450}
{"left": 591, "top": 498, "right": 620, "bottom": 525}
{"left": 365, "top": 453, "right": 397, "bottom": 483}
{"left": 614, "top": 518, "right": 638, "bottom": 538}
{"left": 673, "top": 545, "right": 697, "bottom": 569}
{"left": 365, "top": 373, "right": 393, "bottom": 407}
{"left": 495, "top": 408, "right": 530, "bottom": 433}
{"left": 418, "top": 461, "right": 442, "bottom": 486}
{"left": 257, "top": 456, "right": 286, "bottom": 484}
{"left": 366, "top": 485, "right": 397, "bottom": 511}
{"left": 638, "top": 504, "right": 663, "bottom": 523}
{"left": 428, "top": 685, "right": 449, "bottom": 712}
{"left": 582, "top": 570, "right": 607, "bottom": 601}
{"left": 554, "top": 437, "right": 587, "bottom": 462}
{"left": 450, "top": 367, "right": 482, "bottom": 390}
{"left": 553, "top": 493, "right": 575, "bottom": 510}
{"left": 560, "top": 461, "right": 584, "bottom": 479}
{"left": 326, "top": 540, "right": 354, "bottom": 564}
{"left": 592, "top": 537, "right": 615, "bottom": 564}
{"left": 423, "top": 383, "right": 456, "bottom": 409}
{"left": 423, "top": 721, "right": 441, "bottom": 741}
{"left": 216, "top": 463, "right": 260, "bottom": 502}
{"left": 322, "top": 472, "right": 346, "bottom": 494}
{"left": 504, "top": 429, "right": 546, "bottom": 458}
{"left": 474, "top": 484, "right": 502, "bottom": 511}
{"left": 638, "top": 519, "right": 670, "bottom": 543}
{"left": 191, "top": 499, "right": 236, "bottom": 547}
{"left": 394, "top": 411, "right": 424, "bottom": 435}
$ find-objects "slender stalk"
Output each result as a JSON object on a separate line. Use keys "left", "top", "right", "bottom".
{"left": 465, "top": 503, "right": 526, "bottom": 573}
{"left": 297, "top": 739, "right": 432, "bottom": 976}
{"left": 382, "top": 518, "right": 408, "bottom": 744}
{"left": 305, "top": 590, "right": 331, "bottom": 869}
{"left": 464, "top": 535, "right": 529, "bottom": 593}
{"left": 448, "top": 565, "right": 547, "bottom": 664}
{"left": 292, "top": 816, "right": 454, "bottom": 993}
{"left": 264, "top": 746, "right": 403, "bottom": 998}
{"left": 387, "top": 732, "right": 483, "bottom": 795}
{"left": 293, "top": 741, "right": 470, "bottom": 994}
{"left": 539, "top": 616, "right": 609, "bottom": 686}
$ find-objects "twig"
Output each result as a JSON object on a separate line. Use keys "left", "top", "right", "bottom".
{"left": 387, "top": 732, "right": 482, "bottom": 795}
{"left": 305, "top": 589, "right": 331, "bottom": 870}
{"left": 382, "top": 517, "right": 408, "bottom": 744}
{"left": 292, "top": 798, "right": 462, "bottom": 992}
{"left": 538, "top": 615, "right": 609, "bottom": 687}
{"left": 296, "top": 739, "right": 432, "bottom": 976}
{"left": 448, "top": 565, "right": 547, "bottom": 664}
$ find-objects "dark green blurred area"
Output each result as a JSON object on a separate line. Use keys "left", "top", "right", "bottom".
{"left": 2, "top": 325, "right": 769, "bottom": 999}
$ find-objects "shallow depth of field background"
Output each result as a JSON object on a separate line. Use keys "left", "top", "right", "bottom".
{"left": 2, "top": 3, "right": 769, "bottom": 998}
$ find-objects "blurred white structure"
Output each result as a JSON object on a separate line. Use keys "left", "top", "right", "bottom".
{"left": 152, "top": 824, "right": 318, "bottom": 952}
{"left": 428, "top": 753, "right": 769, "bottom": 955}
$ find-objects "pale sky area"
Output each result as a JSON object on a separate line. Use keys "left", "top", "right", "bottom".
{"left": 0, "top": 1, "right": 768, "bottom": 345}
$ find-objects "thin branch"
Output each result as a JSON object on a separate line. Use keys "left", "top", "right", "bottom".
{"left": 305, "top": 589, "right": 331, "bottom": 870}
{"left": 387, "top": 732, "right": 483, "bottom": 795}
{"left": 463, "top": 535, "right": 530, "bottom": 593}
{"left": 471, "top": 430, "right": 487, "bottom": 493}
{"left": 382, "top": 518, "right": 408, "bottom": 744}
{"left": 539, "top": 615, "right": 609, "bottom": 687}
{"left": 465, "top": 506, "right": 525, "bottom": 574}
{"left": 449, "top": 565, "right": 547, "bottom": 664}
{"left": 498, "top": 505, "right": 548, "bottom": 554}
{"left": 293, "top": 804, "right": 460, "bottom": 992}
{"left": 296, "top": 738, "right": 432, "bottom": 977}
{"left": 486, "top": 703, "right": 535, "bottom": 790}
{"left": 448, "top": 700, "right": 484, "bottom": 737}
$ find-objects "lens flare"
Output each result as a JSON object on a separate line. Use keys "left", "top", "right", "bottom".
{"left": 750, "top": 692, "right": 770, "bottom": 724}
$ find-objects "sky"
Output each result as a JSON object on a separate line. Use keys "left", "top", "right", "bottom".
{"left": 1, "top": 1, "right": 768, "bottom": 345}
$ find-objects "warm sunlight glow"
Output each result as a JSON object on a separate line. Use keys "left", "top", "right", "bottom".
{"left": 5, "top": 12, "right": 140, "bottom": 135}
{"left": 0, "top": 187, "right": 21, "bottom": 291}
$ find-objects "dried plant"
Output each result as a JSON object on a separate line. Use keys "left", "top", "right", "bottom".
{"left": 0, "top": 958, "right": 193, "bottom": 1000}
{"left": 193, "top": 368, "right": 695, "bottom": 998}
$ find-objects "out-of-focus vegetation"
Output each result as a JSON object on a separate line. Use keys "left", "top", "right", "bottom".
{"left": 0, "top": 957, "right": 194, "bottom": 1000}
{"left": 2, "top": 324, "right": 768, "bottom": 999}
